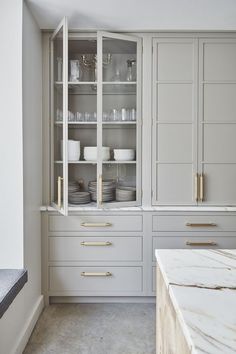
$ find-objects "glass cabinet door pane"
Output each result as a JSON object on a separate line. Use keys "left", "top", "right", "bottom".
{"left": 98, "top": 32, "right": 141, "bottom": 207}
{"left": 51, "top": 18, "right": 68, "bottom": 214}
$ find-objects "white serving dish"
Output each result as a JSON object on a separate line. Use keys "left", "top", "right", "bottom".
{"left": 84, "top": 146, "right": 110, "bottom": 161}
{"left": 114, "top": 149, "right": 135, "bottom": 161}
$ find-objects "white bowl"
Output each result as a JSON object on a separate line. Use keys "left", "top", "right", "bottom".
{"left": 114, "top": 149, "right": 135, "bottom": 161}
{"left": 61, "top": 140, "right": 80, "bottom": 161}
{"left": 84, "top": 146, "right": 110, "bottom": 161}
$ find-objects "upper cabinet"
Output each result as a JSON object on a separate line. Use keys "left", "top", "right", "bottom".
{"left": 50, "top": 18, "right": 142, "bottom": 214}
{"left": 152, "top": 36, "right": 236, "bottom": 206}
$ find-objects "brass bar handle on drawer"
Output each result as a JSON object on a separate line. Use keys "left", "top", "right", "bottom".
{"left": 80, "top": 222, "right": 112, "bottom": 227}
{"left": 81, "top": 272, "right": 112, "bottom": 277}
{"left": 194, "top": 173, "right": 199, "bottom": 202}
{"left": 199, "top": 174, "right": 204, "bottom": 202}
{"left": 186, "top": 222, "right": 217, "bottom": 227}
{"left": 186, "top": 240, "right": 217, "bottom": 246}
{"left": 57, "top": 176, "right": 63, "bottom": 209}
{"left": 80, "top": 241, "right": 112, "bottom": 246}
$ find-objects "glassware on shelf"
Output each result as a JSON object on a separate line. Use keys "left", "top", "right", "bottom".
{"left": 126, "top": 59, "right": 136, "bottom": 81}
{"left": 112, "top": 68, "right": 121, "bottom": 82}
{"left": 69, "top": 60, "right": 81, "bottom": 82}
{"left": 57, "top": 57, "right": 63, "bottom": 81}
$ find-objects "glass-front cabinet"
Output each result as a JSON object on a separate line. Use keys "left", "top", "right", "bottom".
{"left": 50, "top": 18, "right": 142, "bottom": 214}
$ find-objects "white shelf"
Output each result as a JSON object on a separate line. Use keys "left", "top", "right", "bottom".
{"left": 55, "top": 81, "right": 97, "bottom": 85}
{"left": 54, "top": 121, "right": 136, "bottom": 125}
{"left": 54, "top": 160, "right": 136, "bottom": 164}
{"left": 103, "top": 81, "right": 136, "bottom": 85}
{"left": 103, "top": 161, "right": 136, "bottom": 164}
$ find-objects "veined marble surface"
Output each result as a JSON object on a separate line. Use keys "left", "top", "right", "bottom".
{"left": 155, "top": 249, "right": 236, "bottom": 354}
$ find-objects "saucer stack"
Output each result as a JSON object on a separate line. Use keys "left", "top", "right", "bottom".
{"left": 88, "top": 180, "right": 116, "bottom": 202}
{"left": 68, "top": 181, "right": 91, "bottom": 204}
{"left": 116, "top": 186, "right": 136, "bottom": 202}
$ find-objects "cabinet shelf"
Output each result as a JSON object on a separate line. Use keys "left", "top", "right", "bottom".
{"left": 55, "top": 160, "right": 136, "bottom": 164}
{"left": 54, "top": 121, "right": 136, "bottom": 126}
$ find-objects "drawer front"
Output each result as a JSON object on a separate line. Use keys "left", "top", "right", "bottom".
{"left": 152, "top": 235, "right": 236, "bottom": 260}
{"left": 49, "top": 266, "right": 142, "bottom": 293}
{"left": 152, "top": 215, "right": 236, "bottom": 232}
{"left": 49, "top": 215, "right": 143, "bottom": 232}
{"left": 49, "top": 236, "right": 143, "bottom": 262}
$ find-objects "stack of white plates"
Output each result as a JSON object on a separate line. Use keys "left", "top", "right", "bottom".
{"left": 116, "top": 187, "right": 136, "bottom": 202}
{"left": 88, "top": 180, "right": 116, "bottom": 202}
{"left": 68, "top": 191, "right": 91, "bottom": 204}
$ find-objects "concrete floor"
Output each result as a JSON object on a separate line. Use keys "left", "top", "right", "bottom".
{"left": 23, "top": 303, "right": 156, "bottom": 354}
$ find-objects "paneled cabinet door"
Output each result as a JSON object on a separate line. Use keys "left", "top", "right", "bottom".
{"left": 199, "top": 39, "right": 236, "bottom": 205}
{"left": 152, "top": 38, "right": 198, "bottom": 205}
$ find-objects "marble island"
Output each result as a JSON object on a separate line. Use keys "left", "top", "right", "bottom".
{"left": 155, "top": 249, "right": 236, "bottom": 354}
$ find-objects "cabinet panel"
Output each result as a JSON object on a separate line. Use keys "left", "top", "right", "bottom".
{"left": 203, "top": 42, "right": 236, "bottom": 81}
{"left": 157, "top": 83, "right": 192, "bottom": 122}
{"left": 157, "top": 43, "right": 193, "bottom": 81}
{"left": 203, "top": 124, "right": 236, "bottom": 163}
{"left": 156, "top": 164, "right": 193, "bottom": 204}
{"left": 157, "top": 124, "right": 192, "bottom": 163}
{"left": 49, "top": 266, "right": 142, "bottom": 293}
{"left": 203, "top": 164, "right": 236, "bottom": 204}
{"left": 49, "top": 214, "right": 143, "bottom": 232}
{"left": 204, "top": 84, "right": 236, "bottom": 122}
{"left": 49, "top": 236, "right": 143, "bottom": 262}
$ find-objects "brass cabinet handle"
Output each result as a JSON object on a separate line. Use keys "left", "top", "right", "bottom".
{"left": 80, "top": 222, "right": 112, "bottom": 227}
{"left": 80, "top": 241, "right": 112, "bottom": 246}
{"left": 186, "top": 222, "right": 217, "bottom": 227}
{"left": 199, "top": 173, "right": 204, "bottom": 202}
{"left": 186, "top": 240, "right": 217, "bottom": 246}
{"left": 57, "top": 176, "right": 63, "bottom": 209}
{"left": 81, "top": 272, "right": 112, "bottom": 277}
{"left": 194, "top": 173, "right": 199, "bottom": 202}
{"left": 99, "top": 174, "right": 102, "bottom": 205}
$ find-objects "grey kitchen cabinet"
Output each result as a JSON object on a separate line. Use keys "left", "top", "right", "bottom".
{"left": 152, "top": 36, "right": 236, "bottom": 206}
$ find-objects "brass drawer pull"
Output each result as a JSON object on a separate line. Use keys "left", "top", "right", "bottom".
{"left": 199, "top": 173, "right": 204, "bottom": 202}
{"left": 80, "top": 241, "right": 112, "bottom": 246}
{"left": 194, "top": 173, "right": 199, "bottom": 202}
{"left": 186, "top": 222, "right": 217, "bottom": 227}
{"left": 81, "top": 272, "right": 112, "bottom": 277}
{"left": 81, "top": 222, "right": 112, "bottom": 227}
{"left": 186, "top": 240, "right": 217, "bottom": 246}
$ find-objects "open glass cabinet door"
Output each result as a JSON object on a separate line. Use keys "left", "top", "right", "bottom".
{"left": 97, "top": 31, "right": 142, "bottom": 208}
{"left": 50, "top": 17, "right": 68, "bottom": 215}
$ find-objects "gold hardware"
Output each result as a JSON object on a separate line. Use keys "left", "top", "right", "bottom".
{"left": 186, "top": 222, "right": 217, "bottom": 227}
{"left": 199, "top": 173, "right": 204, "bottom": 202}
{"left": 194, "top": 173, "right": 199, "bottom": 202}
{"left": 80, "top": 222, "right": 112, "bottom": 227}
{"left": 57, "top": 176, "right": 63, "bottom": 209}
{"left": 81, "top": 272, "right": 112, "bottom": 277}
{"left": 80, "top": 241, "right": 112, "bottom": 246}
{"left": 186, "top": 240, "right": 217, "bottom": 246}
{"left": 99, "top": 174, "right": 102, "bottom": 205}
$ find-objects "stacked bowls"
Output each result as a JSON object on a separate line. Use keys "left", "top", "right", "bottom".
{"left": 114, "top": 149, "right": 135, "bottom": 161}
{"left": 61, "top": 140, "right": 80, "bottom": 161}
{"left": 116, "top": 186, "right": 136, "bottom": 202}
{"left": 84, "top": 147, "right": 110, "bottom": 161}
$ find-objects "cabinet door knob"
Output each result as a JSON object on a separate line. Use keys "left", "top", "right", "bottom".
{"left": 186, "top": 240, "right": 217, "bottom": 246}
{"left": 80, "top": 222, "right": 112, "bottom": 227}
{"left": 80, "top": 241, "right": 112, "bottom": 246}
{"left": 81, "top": 272, "right": 112, "bottom": 277}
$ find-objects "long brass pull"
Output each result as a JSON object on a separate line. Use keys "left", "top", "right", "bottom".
{"left": 199, "top": 174, "right": 204, "bottom": 202}
{"left": 57, "top": 176, "right": 63, "bottom": 209}
{"left": 99, "top": 174, "right": 102, "bottom": 205}
{"left": 81, "top": 222, "right": 112, "bottom": 227}
{"left": 186, "top": 240, "right": 217, "bottom": 246}
{"left": 80, "top": 241, "right": 112, "bottom": 246}
{"left": 194, "top": 173, "right": 199, "bottom": 202}
{"left": 186, "top": 222, "right": 217, "bottom": 227}
{"left": 81, "top": 272, "right": 112, "bottom": 277}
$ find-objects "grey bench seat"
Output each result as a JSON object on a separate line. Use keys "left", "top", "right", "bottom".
{"left": 0, "top": 269, "right": 28, "bottom": 318}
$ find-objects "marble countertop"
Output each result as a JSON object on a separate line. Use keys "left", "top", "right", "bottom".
{"left": 155, "top": 249, "right": 236, "bottom": 354}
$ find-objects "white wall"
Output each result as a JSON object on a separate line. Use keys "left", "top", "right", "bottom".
{"left": 0, "top": 0, "right": 24, "bottom": 268}
{"left": 0, "top": 1, "right": 43, "bottom": 353}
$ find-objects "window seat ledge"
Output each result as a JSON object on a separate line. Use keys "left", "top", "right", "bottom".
{"left": 0, "top": 269, "right": 28, "bottom": 319}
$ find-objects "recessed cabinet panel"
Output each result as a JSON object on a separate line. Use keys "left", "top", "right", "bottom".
{"left": 203, "top": 42, "right": 236, "bottom": 81}
{"left": 157, "top": 43, "right": 193, "bottom": 81}
{"left": 157, "top": 84, "right": 193, "bottom": 122}
{"left": 156, "top": 164, "right": 193, "bottom": 204}
{"left": 204, "top": 84, "right": 236, "bottom": 122}
{"left": 203, "top": 124, "right": 236, "bottom": 163}
{"left": 157, "top": 124, "right": 192, "bottom": 163}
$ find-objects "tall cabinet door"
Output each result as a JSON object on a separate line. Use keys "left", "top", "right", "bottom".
{"left": 152, "top": 38, "right": 198, "bottom": 205}
{"left": 50, "top": 17, "right": 68, "bottom": 215}
{"left": 199, "top": 39, "right": 236, "bottom": 205}
{"left": 97, "top": 31, "right": 142, "bottom": 207}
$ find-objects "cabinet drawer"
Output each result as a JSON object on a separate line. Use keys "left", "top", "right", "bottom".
{"left": 152, "top": 215, "right": 236, "bottom": 232}
{"left": 49, "top": 236, "right": 143, "bottom": 262}
{"left": 152, "top": 234, "right": 236, "bottom": 260}
{"left": 49, "top": 266, "right": 142, "bottom": 293}
{"left": 49, "top": 215, "right": 143, "bottom": 232}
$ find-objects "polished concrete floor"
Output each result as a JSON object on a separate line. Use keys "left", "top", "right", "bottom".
{"left": 24, "top": 303, "right": 156, "bottom": 354}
